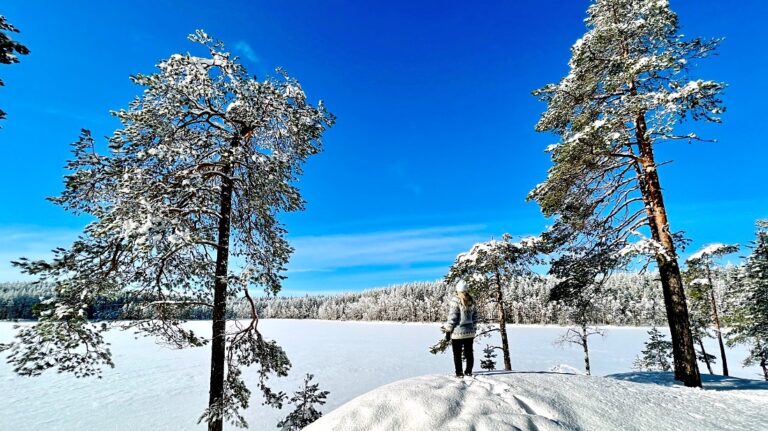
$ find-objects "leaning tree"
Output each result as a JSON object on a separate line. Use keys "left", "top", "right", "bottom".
{"left": 685, "top": 243, "right": 738, "bottom": 376}
{"left": 1, "top": 14, "right": 30, "bottom": 122}
{"left": 529, "top": 0, "right": 726, "bottom": 387}
{"left": 0, "top": 31, "right": 333, "bottom": 430}
{"left": 446, "top": 234, "right": 541, "bottom": 370}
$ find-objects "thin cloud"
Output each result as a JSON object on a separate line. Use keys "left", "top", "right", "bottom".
{"left": 281, "top": 264, "right": 448, "bottom": 294}
{"left": 0, "top": 227, "right": 81, "bottom": 281}
{"left": 233, "top": 41, "right": 259, "bottom": 63}
{"left": 286, "top": 224, "right": 488, "bottom": 273}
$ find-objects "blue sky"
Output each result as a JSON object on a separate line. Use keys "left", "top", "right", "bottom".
{"left": 1, "top": 0, "right": 766, "bottom": 294}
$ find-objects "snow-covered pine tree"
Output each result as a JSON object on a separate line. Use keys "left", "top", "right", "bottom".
{"left": 727, "top": 221, "right": 768, "bottom": 381}
{"left": 530, "top": 0, "right": 726, "bottom": 387}
{"left": 685, "top": 243, "right": 738, "bottom": 376}
{"left": 0, "top": 31, "right": 333, "bottom": 430}
{"left": 548, "top": 240, "right": 615, "bottom": 376}
{"left": 277, "top": 373, "right": 329, "bottom": 430}
{"left": 0, "top": 15, "right": 30, "bottom": 122}
{"left": 633, "top": 326, "right": 673, "bottom": 372}
{"left": 683, "top": 278, "right": 717, "bottom": 375}
{"left": 446, "top": 234, "right": 542, "bottom": 370}
{"left": 480, "top": 345, "right": 497, "bottom": 371}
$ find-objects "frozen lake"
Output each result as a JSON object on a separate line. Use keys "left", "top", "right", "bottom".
{"left": 0, "top": 320, "right": 763, "bottom": 430}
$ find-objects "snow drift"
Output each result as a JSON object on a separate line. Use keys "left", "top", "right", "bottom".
{"left": 306, "top": 371, "right": 768, "bottom": 431}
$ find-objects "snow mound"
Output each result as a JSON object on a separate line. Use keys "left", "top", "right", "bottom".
{"left": 306, "top": 372, "right": 768, "bottom": 431}
{"left": 548, "top": 363, "right": 583, "bottom": 374}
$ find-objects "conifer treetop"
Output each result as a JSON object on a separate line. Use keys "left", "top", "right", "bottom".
{"left": 529, "top": 0, "right": 725, "bottom": 250}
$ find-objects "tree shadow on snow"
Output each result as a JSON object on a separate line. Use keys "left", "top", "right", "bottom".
{"left": 607, "top": 371, "right": 768, "bottom": 392}
{"left": 473, "top": 370, "right": 583, "bottom": 377}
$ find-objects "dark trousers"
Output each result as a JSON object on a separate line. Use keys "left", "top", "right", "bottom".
{"left": 451, "top": 337, "right": 474, "bottom": 375}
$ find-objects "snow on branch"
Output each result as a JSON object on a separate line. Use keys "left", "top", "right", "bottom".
{"left": 686, "top": 243, "right": 739, "bottom": 264}
{"left": 618, "top": 233, "right": 672, "bottom": 263}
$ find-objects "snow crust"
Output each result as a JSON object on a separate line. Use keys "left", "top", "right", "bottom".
{"left": 307, "top": 372, "right": 768, "bottom": 431}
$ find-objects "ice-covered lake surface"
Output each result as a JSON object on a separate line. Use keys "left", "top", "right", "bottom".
{"left": 1, "top": 320, "right": 764, "bottom": 430}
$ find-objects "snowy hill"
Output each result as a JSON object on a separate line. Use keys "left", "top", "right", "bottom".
{"left": 306, "top": 372, "right": 768, "bottom": 431}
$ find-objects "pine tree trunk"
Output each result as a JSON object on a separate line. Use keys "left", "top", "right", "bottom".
{"left": 494, "top": 269, "right": 512, "bottom": 371}
{"left": 761, "top": 354, "right": 768, "bottom": 382}
{"left": 634, "top": 112, "right": 702, "bottom": 388}
{"left": 208, "top": 162, "right": 234, "bottom": 431}
{"left": 706, "top": 265, "right": 729, "bottom": 376}
{"left": 698, "top": 338, "right": 714, "bottom": 375}
{"left": 581, "top": 323, "right": 591, "bottom": 376}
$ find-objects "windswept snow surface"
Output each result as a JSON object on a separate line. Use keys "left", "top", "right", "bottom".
{"left": 307, "top": 372, "right": 768, "bottom": 431}
{"left": 1, "top": 320, "right": 766, "bottom": 430}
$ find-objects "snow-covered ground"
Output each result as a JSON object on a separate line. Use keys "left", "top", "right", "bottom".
{"left": 1, "top": 320, "right": 765, "bottom": 430}
{"left": 307, "top": 372, "right": 768, "bottom": 431}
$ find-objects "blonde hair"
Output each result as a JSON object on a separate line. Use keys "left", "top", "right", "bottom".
{"left": 457, "top": 291, "right": 473, "bottom": 307}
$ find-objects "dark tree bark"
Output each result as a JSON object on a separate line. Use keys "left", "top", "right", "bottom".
{"left": 581, "top": 323, "right": 592, "bottom": 376}
{"left": 698, "top": 339, "right": 714, "bottom": 375}
{"left": 705, "top": 265, "right": 729, "bottom": 376}
{"left": 494, "top": 270, "right": 512, "bottom": 371}
{"left": 208, "top": 160, "right": 234, "bottom": 431}
{"left": 634, "top": 113, "right": 701, "bottom": 388}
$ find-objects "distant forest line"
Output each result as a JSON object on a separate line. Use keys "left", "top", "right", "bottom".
{"left": 0, "top": 269, "right": 738, "bottom": 326}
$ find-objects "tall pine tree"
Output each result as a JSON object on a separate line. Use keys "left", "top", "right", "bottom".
{"left": 0, "top": 31, "right": 334, "bottom": 430}
{"left": 0, "top": 15, "right": 30, "bottom": 122}
{"left": 727, "top": 221, "right": 768, "bottom": 381}
{"left": 529, "top": 0, "right": 725, "bottom": 387}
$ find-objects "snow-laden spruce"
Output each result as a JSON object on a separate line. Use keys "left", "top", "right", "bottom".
{"left": 0, "top": 30, "right": 333, "bottom": 431}
{"left": 529, "top": 0, "right": 726, "bottom": 387}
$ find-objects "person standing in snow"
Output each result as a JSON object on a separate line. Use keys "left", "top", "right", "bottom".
{"left": 442, "top": 280, "right": 478, "bottom": 377}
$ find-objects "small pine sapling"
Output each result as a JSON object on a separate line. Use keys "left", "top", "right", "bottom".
{"left": 480, "top": 345, "right": 497, "bottom": 371}
{"left": 633, "top": 327, "right": 674, "bottom": 372}
{"left": 277, "top": 374, "right": 329, "bottom": 430}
